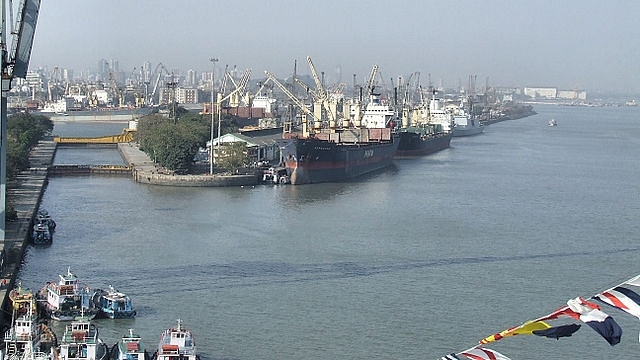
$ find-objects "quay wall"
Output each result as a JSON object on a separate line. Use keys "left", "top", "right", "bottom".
{"left": 117, "top": 143, "right": 262, "bottom": 187}
{"left": 0, "top": 140, "right": 56, "bottom": 328}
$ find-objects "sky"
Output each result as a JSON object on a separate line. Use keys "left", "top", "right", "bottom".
{"left": 25, "top": 0, "right": 640, "bottom": 95}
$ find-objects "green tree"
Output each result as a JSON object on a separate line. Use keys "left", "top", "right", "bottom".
{"left": 5, "top": 112, "right": 53, "bottom": 221}
{"left": 217, "top": 141, "right": 249, "bottom": 173}
{"left": 6, "top": 113, "right": 54, "bottom": 180}
{"left": 135, "top": 110, "right": 209, "bottom": 172}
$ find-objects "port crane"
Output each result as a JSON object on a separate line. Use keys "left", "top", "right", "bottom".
{"left": 264, "top": 70, "right": 321, "bottom": 137}
{"left": 305, "top": 56, "right": 337, "bottom": 125}
{"left": 146, "top": 62, "right": 172, "bottom": 106}
{"left": 222, "top": 68, "right": 251, "bottom": 108}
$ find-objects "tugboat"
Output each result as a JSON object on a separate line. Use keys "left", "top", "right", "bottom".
{"left": 93, "top": 285, "right": 136, "bottom": 319}
{"left": 153, "top": 320, "right": 199, "bottom": 360}
{"left": 57, "top": 314, "right": 109, "bottom": 360}
{"left": 4, "top": 285, "right": 57, "bottom": 360}
{"left": 37, "top": 268, "right": 98, "bottom": 321}
{"left": 110, "top": 329, "right": 148, "bottom": 360}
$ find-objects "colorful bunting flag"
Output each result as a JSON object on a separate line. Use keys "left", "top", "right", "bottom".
{"left": 594, "top": 274, "right": 640, "bottom": 319}
{"left": 459, "top": 347, "right": 511, "bottom": 360}
{"left": 440, "top": 354, "right": 460, "bottom": 360}
{"left": 539, "top": 297, "right": 622, "bottom": 346}
{"left": 532, "top": 323, "right": 581, "bottom": 339}
{"left": 479, "top": 320, "right": 550, "bottom": 344}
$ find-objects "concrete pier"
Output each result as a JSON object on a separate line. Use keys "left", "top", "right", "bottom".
{"left": 118, "top": 143, "right": 262, "bottom": 187}
{"left": 0, "top": 140, "right": 56, "bottom": 328}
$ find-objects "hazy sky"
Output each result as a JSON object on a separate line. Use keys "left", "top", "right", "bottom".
{"left": 28, "top": 0, "right": 640, "bottom": 94}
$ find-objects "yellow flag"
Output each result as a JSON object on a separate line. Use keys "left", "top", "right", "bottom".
{"left": 480, "top": 321, "right": 551, "bottom": 344}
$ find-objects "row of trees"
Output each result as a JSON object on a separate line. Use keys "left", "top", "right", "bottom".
{"left": 5, "top": 112, "right": 55, "bottom": 220}
{"left": 135, "top": 106, "right": 250, "bottom": 174}
{"left": 6, "top": 112, "right": 54, "bottom": 182}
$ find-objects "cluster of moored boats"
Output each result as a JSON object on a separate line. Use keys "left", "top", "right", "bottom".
{"left": 2, "top": 272, "right": 199, "bottom": 360}
{"left": 36, "top": 268, "right": 135, "bottom": 321}
{"left": 31, "top": 210, "right": 56, "bottom": 245}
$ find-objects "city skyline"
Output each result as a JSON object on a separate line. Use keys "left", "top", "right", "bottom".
{"left": 23, "top": 1, "right": 640, "bottom": 95}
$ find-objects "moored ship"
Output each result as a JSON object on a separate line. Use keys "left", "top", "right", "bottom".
{"left": 277, "top": 128, "right": 399, "bottom": 184}
{"left": 394, "top": 97, "right": 452, "bottom": 157}
{"left": 266, "top": 60, "right": 400, "bottom": 185}
{"left": 395, "top": 126, "right": 451, "bottom": 157}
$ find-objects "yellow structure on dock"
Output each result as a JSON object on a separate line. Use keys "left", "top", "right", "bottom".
{"left": 54, "top": 128, "right": 136, "bottom": 144}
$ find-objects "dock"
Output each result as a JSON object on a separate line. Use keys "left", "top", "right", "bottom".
{"left": 0, "top": 140, "right": 56, "bottom": 328}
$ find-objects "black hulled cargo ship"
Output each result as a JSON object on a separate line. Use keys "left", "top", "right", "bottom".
{"left": 266, "top": 59, "right": 400, "bottom": 184}
{"left": 277, "top": 128, "right": 399, "bottom": 185}
{"left": 395, "top": 125, "right": 452, "bottom": 157}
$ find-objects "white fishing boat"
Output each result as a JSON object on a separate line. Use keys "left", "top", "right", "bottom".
{"left": 154, "top": 320, "right": 199, "bottom": 360}
{"left": 57, "top": 315, "right": 109, "bottom": 360}
{"left": 548, "top": 118, "right": 557, "bottom": 126}
{"left": 110, "top": 329, "right": 148, "bottom": 360}
{"left": 37, "top": 268, "right": 98, "bottom": 321}
{"left": 3, "top": 285, "right": 56, "bottom": 360}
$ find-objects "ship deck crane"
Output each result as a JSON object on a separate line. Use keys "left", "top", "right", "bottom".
{"left": 264, "top": 70, "right": 321, "bottom": 137}
{"left": 306, "top": 56, "right": 336, "bottom": 123}
{"left": 223, "top": 68, "right": 251, "bottom": 107}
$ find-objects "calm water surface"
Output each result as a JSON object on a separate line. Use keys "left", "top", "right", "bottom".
{"left": 17, "top": 105, "right": 640, "bottom": 359}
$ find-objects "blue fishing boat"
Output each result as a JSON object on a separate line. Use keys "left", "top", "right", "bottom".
{"left": 93, "top": 286, "right": 136, "bottom": 319}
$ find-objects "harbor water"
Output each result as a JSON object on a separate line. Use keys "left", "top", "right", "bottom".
{"left": 16, "top": 104, "right": 640, "bottom": 359}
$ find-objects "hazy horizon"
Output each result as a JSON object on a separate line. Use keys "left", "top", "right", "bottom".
{"left": 25, "top": 1, "right": 640, "bottom": 95}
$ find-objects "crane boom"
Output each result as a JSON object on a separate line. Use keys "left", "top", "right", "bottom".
{"left": 365, "top": 64, "right": 379, "bottom": 96}
{"left": 264, "top": 70, "right": 320, "bottom": 123}
{"left": 305, "top": 56, "right": 335, "bottom": 122}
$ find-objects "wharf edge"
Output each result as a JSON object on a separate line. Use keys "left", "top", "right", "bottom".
{"left": 0, "top": 139, "right": 55, "bottom": 330}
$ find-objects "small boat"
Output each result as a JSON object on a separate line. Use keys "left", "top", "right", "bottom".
{"left": 154, "top": 320, "right": 199, "bottom": 360}
{"left": 57, "top": 315, "right": 109, "bottom": 360}
{"left": 4, "top": 285, "right": 57, "bottom": 360}
{"left": 37, "top": 268, "right": 98, "bottom": 321}
{"left": 36, "top": 209, "right": 56, "bottom": 232}
{"left": 548, "top": 118, "right": 557, "bottom": 126}
{"left": 110, "top": 329, "right": 148, "bottom": 360}
{"left": 32, "top": 223, "right": 52, "bottom": 245}
{"left": 93, "top": 285, "right": 136, "bottom": 319}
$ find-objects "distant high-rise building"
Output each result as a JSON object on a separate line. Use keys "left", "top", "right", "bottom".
{"left": 63, "top": 68, "right": 73, "bottom": 83}
{"left": 186, "top": 69, "right": 196, "bottom": 87}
